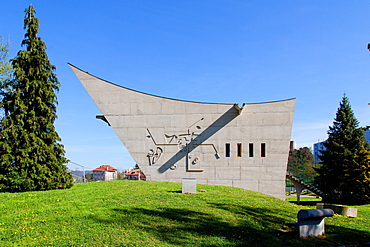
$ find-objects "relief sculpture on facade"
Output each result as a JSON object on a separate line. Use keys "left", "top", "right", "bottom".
{"left": 70, "top": 63, "right": 295, "bottom": 200}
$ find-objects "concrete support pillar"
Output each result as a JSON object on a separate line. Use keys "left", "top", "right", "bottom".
{"left": 295, "top": 185, "right": 304, "bottom": 205}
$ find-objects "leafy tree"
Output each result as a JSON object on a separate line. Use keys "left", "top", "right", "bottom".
{"left": 117, "top": 172, "right": 125, "bottom": 180}
{"left": 0, "top": 5, "right": 73, "bottom": 192}
{"left": 0, "top": 36, "right": 13, "bottom": 119}
{"left": 0, "top": 36, "right": 12, "bottom": 84}
{"left": 85, "top": 173, "right": 93, "bottom": 182}
{"left": 287, "top": 147, "right": 316, "bottom": 183}
{"left": 315, "top": 95, "right": 370, "bottom": 204}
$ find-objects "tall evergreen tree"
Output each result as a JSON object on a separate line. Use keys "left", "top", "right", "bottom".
{"left": 0, "top": 5, "right": 73, "bottom": 192}
{"left": 315, "top": 95, "right": 370, "bottom": 204}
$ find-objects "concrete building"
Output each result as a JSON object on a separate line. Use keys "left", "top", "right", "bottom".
{"left": 313, "top": 141, "right": 326, "bottom": 165}
{"left": 365, "top": 129, "right": 370, "bottom": 143}
{"left": 70, "top": 64, "right": 295, "bottom": 199}
{"left": 289, "top": 141, "right": 296, "bottom": 151}
{"left": 125, "top": 169, "right": 146, "bottom": 180}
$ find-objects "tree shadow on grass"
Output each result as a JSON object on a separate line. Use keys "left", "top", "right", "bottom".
{"left": 86, "top": 200, "right": 370, "bottom": 247}
{"left": 109, "top": 206, "right": 282, "bottom": 246}
{"left": 208, "top": 203, "right": 370, "bottom": 246}
{"left": 86, "top": 199, "right": 370, "bottom": 247}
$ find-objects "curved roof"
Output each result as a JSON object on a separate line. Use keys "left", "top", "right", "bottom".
{"left": 68, "top": 63, "right": 295, "bottom": 106}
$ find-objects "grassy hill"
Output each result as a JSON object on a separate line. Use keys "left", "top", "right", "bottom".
{"left": 0, "top": 180, "right": 369, "bottom": 246}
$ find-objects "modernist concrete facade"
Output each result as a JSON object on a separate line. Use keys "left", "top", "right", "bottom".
{"left": 70, "top": 64, "right": 296, "bottom": 200}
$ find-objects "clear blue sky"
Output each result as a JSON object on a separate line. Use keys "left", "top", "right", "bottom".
{"left": 1, "top": 1, "right": 370, "bottom": 171}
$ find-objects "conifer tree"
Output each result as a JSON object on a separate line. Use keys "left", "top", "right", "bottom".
{"left": 315, "top": 95, "right": 370, "bottom": 204}
{"left": 0, "top": 5, "right": 73, "bottom": 192}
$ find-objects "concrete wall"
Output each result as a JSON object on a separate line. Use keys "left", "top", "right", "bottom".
{"left": 70, "top": 64, "right": 295, "bottom": 200}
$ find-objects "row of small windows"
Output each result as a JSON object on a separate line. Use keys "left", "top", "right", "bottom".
{"left": 225, "top": 143, "right": 266, "bottom": 158}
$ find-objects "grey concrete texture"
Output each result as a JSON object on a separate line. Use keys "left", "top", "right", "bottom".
{"left": 316, "top": 203, "right": 358, "bottom": 218}
{"left": 182, "top": 178, "right": 197, "bottom": 194}
{"left": 69, "top": 64, "right": 296, "bottom": 200}
{"left": 297, "top": 209, "right": 334, "bottom": 237}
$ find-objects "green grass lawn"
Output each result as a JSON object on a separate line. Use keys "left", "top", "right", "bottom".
{"left": 0, "top": 181, "right": 369, "bottom": 246}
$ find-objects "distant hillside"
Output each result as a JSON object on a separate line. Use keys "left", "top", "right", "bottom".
{"left": 69, "top": 170, "right": 93, "bottom": 177}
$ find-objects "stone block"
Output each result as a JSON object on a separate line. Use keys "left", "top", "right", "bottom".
{"left": 299, "top": 219, "right": 325, "bottom": 238}
{"left": 341, "top": 207, "right": 358, "bottom": 218}
{"left": 296, "top": 209, "right": 334, "bottom": 237}
{"left": 316, "top": 203, "right": 358, "bottom": 218}
{"left": 182, "top": 178, "right": 196, "bottom": 194}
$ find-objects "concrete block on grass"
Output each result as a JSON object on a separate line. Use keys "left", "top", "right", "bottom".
{"left": 182, "top": 178, "right": 196, "bottom": 194}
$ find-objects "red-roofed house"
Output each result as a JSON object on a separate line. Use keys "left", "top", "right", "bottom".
{"left": 125, "top": 169, "right": 146, "bottom": 181}
{"left": 93, "top": 165, "right": 118, "bottom": 181}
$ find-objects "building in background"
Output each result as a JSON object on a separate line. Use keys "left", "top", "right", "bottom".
{"left": 313, "top": 141, "right": 326, "bottom": 165}
{"left": 289, "top": 141, "right": 296, "bottom": 151}
{"left": 93, "top": 165, "right": 118, "bottom": 181}
{"left": 365, "top": 129, "right": 370, "bottom": 142}
{"left": 125, "top": 169, "right": 146, "bottom": 180}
